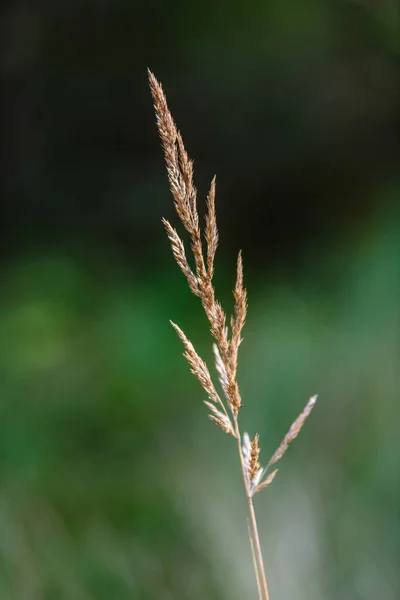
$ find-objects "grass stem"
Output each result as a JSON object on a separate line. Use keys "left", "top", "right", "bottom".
{"left": 235, "top": 418, "right": 270, "bottom": 600}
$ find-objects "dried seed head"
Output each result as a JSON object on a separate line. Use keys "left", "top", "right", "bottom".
{"left": 243, "top": 432, "right": 271, "bottom": 495}
{"left": 176, "top": 131, "right": 197, "bottom": 227}
{"left": 230, "top": 250, "right": 247, "bottom": 377}
{"left": 150, "top": 71, "right": 257, "bottom": 442}
{"left": 249, "top": 434, "right": 261, "bottom": 482}
{"left": 170, "top": 321, "right": 221, "bottom": 406}
{"left": 268, "top": 395, "right": 318, "bottom": 467}
{"left": 255, "top": 469, "right": 279, "bottom": 493}
{"left": 204, "top": 401, "right": 235, "bottom": 437}
{"left": 213, "top": 343, "right": 229, "bottom": 400}
{"left": 206, "top": 301, "right": 229, "bottom": 362}
{"left": 148, "top": 70, "right": 198, "bottom": 235}
{"left": 209, "top": 415, "right": 235, "bottom": 436}
{"left": 162, "top": 218, "right": 200, "bottom": 296}
{"left": 205, "top": 176, "right": 218, "bottom": 279}
{"left": 227, "top": 380, "right": 242, "bottom": 415}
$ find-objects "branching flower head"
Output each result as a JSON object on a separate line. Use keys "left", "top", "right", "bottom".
{"left": 149, "top": 69, "right": 319, "bottom": 600}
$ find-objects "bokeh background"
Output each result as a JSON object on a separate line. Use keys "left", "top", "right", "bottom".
{"left": 0, "top": 0, "right": 399, "bottom": 598}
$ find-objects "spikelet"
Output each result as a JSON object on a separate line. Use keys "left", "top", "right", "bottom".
{"left": 204, "top": 401, "right": 235, "bottom": 437}
{"left": 162, "top": 218, "right": 200, "bottom": 296}
{"left": 268, "top": 395, "right": 318, "bottom": 467}
{"left": 241, "top": 396, "right": 318, "bottom": 496}
{"left": 213, "top": 343, "right": 229, "bottom": 402}
{"left": 242, "top": 432, "right": 264, "bottom": 494}
{"left": 255, "top": 469, "right": 279, "bottom": 494}
{"left": 148, "top": 70, "right": 196, "bottom": 235}
{"left": 230, "top": 251, "right": 247, "bottom": 377}
{"left": 241, "top": 433, "right": 262, "bottom": 494}
{"left": 205, "top": 176, "right": 218, "bottom": 279}
{"left": 249, "top": 434, "right": 261, "bottom": 482}
{"left": 170, "top": 321, "right": 220, "bottom": 406}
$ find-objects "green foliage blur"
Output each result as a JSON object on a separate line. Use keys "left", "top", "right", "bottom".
{"left": 0, "top": 0, "right": 398, "bottom": 598}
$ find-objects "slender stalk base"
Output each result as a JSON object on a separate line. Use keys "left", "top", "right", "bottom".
{"left": 247, "top": 494, "right": 269, "bottom": 600}
{"left": 235, "top": 418, "right": 270, "bottom": 600}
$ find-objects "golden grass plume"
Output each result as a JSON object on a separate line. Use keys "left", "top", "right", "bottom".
{"left": 149, "top": 69, "right": 318, "bottom": 600}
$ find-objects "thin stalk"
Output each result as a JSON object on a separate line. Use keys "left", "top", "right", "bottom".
{"left": 235, "top": 418, "right": 270, "bottom": 600}
{"left": 248, "top": 521, "right": 263, "bottom": 600}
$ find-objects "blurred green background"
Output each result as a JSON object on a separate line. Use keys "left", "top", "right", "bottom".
{"left": 0, "top": 0, "right": 399, "bottom": 598}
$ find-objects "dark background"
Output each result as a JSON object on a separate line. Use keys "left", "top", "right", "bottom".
{"left": 0, "top": 1, "right": 399, "bottom": 598}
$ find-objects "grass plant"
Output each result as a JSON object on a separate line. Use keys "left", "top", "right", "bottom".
{"left": 148, "top": 69, "right": 318, "bottom": 600}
